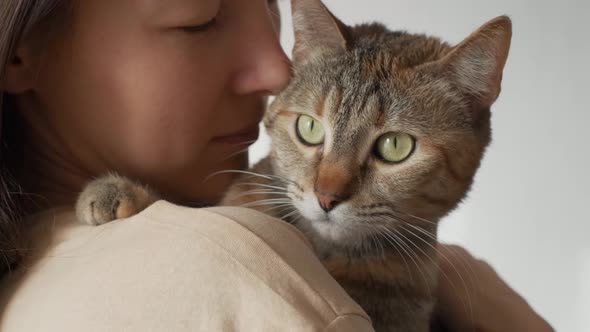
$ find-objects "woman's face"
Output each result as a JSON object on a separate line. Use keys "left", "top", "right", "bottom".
{"left": 24, "top": 0, "right": 290, "bottom": 204}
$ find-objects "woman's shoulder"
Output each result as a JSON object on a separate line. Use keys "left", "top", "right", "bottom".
{"left": 16, "top": 201, "right": 310, "bottom": 263}
{"left": 0, "top": 201, "right": 373, "bottom": 332}
{"left": 142, "top": 200, "right": 314, "bottom": 250}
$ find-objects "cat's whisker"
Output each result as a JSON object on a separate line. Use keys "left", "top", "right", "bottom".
{"left": 438, "top": 243, "right": 480, "bottom": 293}
{"left": 402, "top": 225, "right": 477, "bottom": 299}
{"left": 204, "top": 169, "right": 275, "bottom": 183}
{"left": 277, "top": 210, "right": 295, "bottom": 221}
{"left": 240, "top": 202, "right": 292, "bottom": 210}
{"left": 234, "top": 188, "right": 284, "bottom": 194}
{"left": 400, "top": 223, "right": 475, "bottom": 324}
{"left": 207, "top": 169, "right": 299, "bottom": 188}
{"left": 240, "top": 200, "right": 292, "bottom": 207}
{"left": 363, "top": 232, "right": 374, "bottom": 257}
{"left": 243, "top": 197, "right": 291, "bottom": 204}
{"left": 380, "top": 212, "right": 476, "bottom": 301}
{"left": 391, "top": 228, "right": 435, "bottom": 295}
{"left": 374, "top": 225, "right": 414, "bottom": 284}
{"left": 435, "top": 243, "right": 479, "bottom": 326}
{"left": 256, "top": 173, "right": 299, "bottom": 187}
{"left": 279, "top": 208, "right": 301, "bottom": 222}
{"left": 232, "top": 190, "right": 288, "bottom": 200}
{"left": 260, "top": 202, "right": 293, "bottom": 211}
{"left": 234, "top": 182, "right": 289, "bottom": 192}
{"left": 235, "top": 174, "right": 260, "bottom": 183}
{"left": 289, "top": 215, "right": 303, "bottom": 227}
{"left": 370, "top": 227, "right": 416, "bottom": 316}
{"left": 363, "top": 209, "right": 459, "bottom": 296}
{"left": 373, "top": 228, "right": 395, "bottom": 257}
{"left": 263, "top": 204, "right": 296, "bottom": 216}
{"left": 370, "top": 230, "right": 386, "bottom": 258}
{"left": 394, "top": 209, "right": 438, "bottom": 226}
{"left": 394, "top": 215, "right": 478, "bottom": 293}
{"left": 377, "top": 224, "right": 431, "bottom": 291}
{"left": 359, "top": 205, "right": 439, "bottom": 227}
{"left": 240, "top": 198, "right": 292, "bottom": 208}
{"left": 405, "top": 224, "right": 438, "bottom": 242}
{"left": 384, "top": 227, "right": 432, "bottom": 292}
{"left": 217, "top": 145, "right": 254, "bottom": 163}
{"left": 404, "top": 219, "right": 479, "bottom": 292}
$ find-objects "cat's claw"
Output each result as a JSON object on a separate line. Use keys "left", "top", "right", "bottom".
{"left": 75, "top": 174, "right": 159, "bottom": 225}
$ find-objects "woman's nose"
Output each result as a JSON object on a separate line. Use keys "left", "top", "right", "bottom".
{"left": 232, "top": 15, "right": 291, "bottom": 96}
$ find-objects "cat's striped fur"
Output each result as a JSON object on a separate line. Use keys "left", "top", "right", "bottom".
{"left": 223, "top": 1, "right": 511, "bottom": 331}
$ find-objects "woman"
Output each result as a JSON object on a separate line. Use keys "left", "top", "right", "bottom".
{"left": 0, "top": 0, "right": 553, "bottom": 331}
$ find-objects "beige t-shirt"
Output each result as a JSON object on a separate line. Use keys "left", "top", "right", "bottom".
{"left": 0, "top": 201, "right": 374, "bottom": 332}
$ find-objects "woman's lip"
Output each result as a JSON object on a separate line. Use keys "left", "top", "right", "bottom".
{"left": 211, "top": 126, "right": 260, "bottom": 145}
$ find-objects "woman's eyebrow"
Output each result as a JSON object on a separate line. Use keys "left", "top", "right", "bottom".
{"left": 138, "top": 0, "right": 185, "bottom": 20}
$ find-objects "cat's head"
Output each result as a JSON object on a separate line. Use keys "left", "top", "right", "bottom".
{"left": 264, "top": 0, "right": 511, "bottom": 253}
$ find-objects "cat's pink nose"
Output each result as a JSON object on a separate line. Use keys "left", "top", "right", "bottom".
{"left": 316, "top": 193, "right": 344, "bottom": 213}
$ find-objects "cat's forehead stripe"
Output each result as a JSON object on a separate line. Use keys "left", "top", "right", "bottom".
{"left": 322, "top": 86, "right": 342, "bottom": 118}
{"left": 373, "top": 99, "right": 387, "bottom": 128}
{"left": 315, "top": 95, "right": 326, "bottom": 117}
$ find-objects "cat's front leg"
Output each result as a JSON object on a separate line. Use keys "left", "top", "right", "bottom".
{"left": 75, "top": 174, "right": 159, "bottom": 225}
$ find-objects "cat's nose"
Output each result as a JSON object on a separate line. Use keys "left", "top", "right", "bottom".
{"left": 316, "top": 192, "right": 345, "bottom": 213}
{"left": 314, "top": 164, "right": 353, "bottom": 213}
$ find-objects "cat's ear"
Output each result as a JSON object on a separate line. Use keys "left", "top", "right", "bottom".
{"left": 290, "top": 0, "right": 348, "bottom": 64}
{"left": 439, "top": 16, "right": 512, "bottom": 106}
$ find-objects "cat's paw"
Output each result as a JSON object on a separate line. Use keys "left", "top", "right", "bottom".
{"left": 75, "top": 174, "right": 159, "bottom": 225}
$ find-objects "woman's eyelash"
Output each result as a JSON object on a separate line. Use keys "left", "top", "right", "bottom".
{"left": 178, "top": 17, "right": 217, "bottom": 33}
{"left": 179, "top": 0, "right": 276, "bottom": 34}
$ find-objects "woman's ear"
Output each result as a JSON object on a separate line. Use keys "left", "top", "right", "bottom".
{"left": 2, "top": 45, "right": 38, "bottom": 94}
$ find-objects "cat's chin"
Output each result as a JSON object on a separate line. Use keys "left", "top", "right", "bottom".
{"left": 292, "top": 208, "right": 371, "bottom": 255}
{"left": 302, "top": 219, "right": 377, "bottom": 257}
{"left": 292, "top": 197, "right": 379, "bottom": 254}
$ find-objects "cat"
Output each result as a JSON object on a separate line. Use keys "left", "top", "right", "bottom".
{"left": 76, "top": 0, "right": 512, "bottom": 331}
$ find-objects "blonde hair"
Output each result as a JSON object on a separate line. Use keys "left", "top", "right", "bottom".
{"left": 0, "top": 0, "right": 65, "bottom": 275}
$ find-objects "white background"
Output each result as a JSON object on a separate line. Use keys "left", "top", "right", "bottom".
{"left": 250, "top": 1, "right": 590, "bottom": 331}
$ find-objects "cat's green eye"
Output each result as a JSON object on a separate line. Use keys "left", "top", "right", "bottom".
{"left": 296, "top": 115, "right": 325, "bottom": 146}
{"left": 375, "top": 132, "right": 415, "bottom": 163}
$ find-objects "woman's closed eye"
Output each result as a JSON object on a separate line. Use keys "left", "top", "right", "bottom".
{"left": 178, "top": 17, "right": 217, "bottom": 34}
{"left": 178, "top": 0, "right": 278, "bottom": 34}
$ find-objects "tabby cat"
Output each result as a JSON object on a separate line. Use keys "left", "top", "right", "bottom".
{"left": 76, "top": 0, "right": 512, "bottom": 331}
